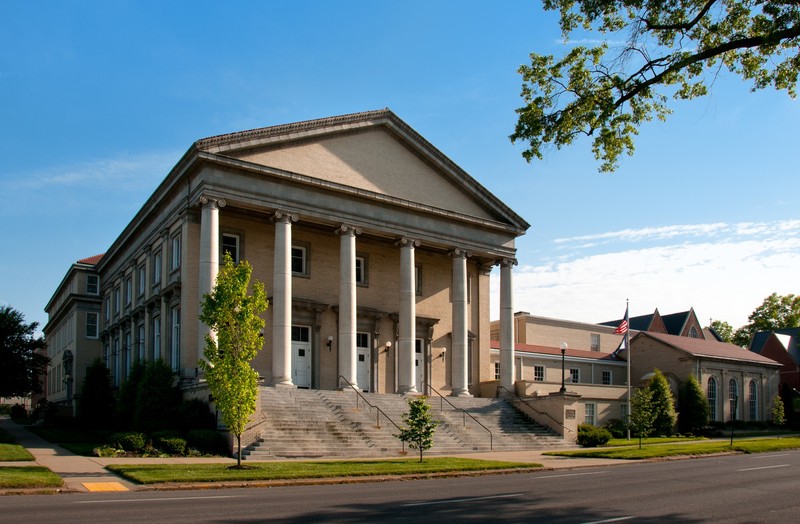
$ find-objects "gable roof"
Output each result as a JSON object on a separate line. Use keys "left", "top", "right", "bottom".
{"left": 633, "top": 331, "right": 780, "bottom": 366}
{"left": 750, "top": 328, "right": 800, "bottom": 367}
{"left": 193, "top": 108, "right": 530, "bottom": 230}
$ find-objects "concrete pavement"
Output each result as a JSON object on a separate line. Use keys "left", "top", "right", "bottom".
{"left": 1, "top": 417, "right": 624, "bottom": 494}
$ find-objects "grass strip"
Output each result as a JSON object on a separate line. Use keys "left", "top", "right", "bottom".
{"left": 108, "top": 457, "right": 538, "bottom": 484}
{"left": 0, "top": 467, "right": 63, "bottom": 489}
{"left": 546, "top": 437, "right": 800, "bottom": 460}
{"left": 0, "top": 443, "right": 34, "bottom": 461}
{"left": 606, "top": 436, "right": 705, "bottom": 447}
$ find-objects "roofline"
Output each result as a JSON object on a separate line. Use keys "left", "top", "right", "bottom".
{"left": 632, "top": 331, "right": 782, "bottom": 367}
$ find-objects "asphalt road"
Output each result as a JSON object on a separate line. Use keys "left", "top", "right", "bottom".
{"left": 3, "top": 451, "right": 800, "bottom": 523}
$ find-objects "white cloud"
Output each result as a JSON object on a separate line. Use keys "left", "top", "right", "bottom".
{"left": 492, "top": 220, "right": 800, "bottom": 328}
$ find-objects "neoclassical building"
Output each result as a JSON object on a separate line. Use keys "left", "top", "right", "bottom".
{"left": 47, "top": 110, "right": 528, "bottom": 404}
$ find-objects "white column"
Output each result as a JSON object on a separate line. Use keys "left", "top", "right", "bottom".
{"left": 499, "top": 258, "right": 517, "bottom": 395}
{"left": 337, "top": 225, "right": 360, "bottom": 389}
{"left": 198, "top": 196, "right": 225, "bottom": 363}
{"left": 450, "top": 249, "right": 471, "bottom": 397}
{"left": 398, "top": 237, "right": 419, "bottom": 394}
{"left": 272, "top": 211, "right": 296, "bottom": 387}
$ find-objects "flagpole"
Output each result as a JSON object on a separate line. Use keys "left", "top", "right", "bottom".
{"left": 625, "top": 299, "right": 631, "bottom": 441}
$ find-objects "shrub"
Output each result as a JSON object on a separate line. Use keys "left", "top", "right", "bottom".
{"left": 157, "top": 436, "right": 187, "bottom": 455}
{"left": 187, "top": 429, "right": 228, "bottom": 455}
{"left": 577, "top": 423, "right": 612, "bottom": 447}
{"left": 134, "top": 360, "right": 181, "bottom": 433}
{"left": 176, "top": 398, "right": 216, "bottom": 432}
{"left": 10, "top": 404, "right": 27, "bottom": 420}
{"left": 78, "top": 359, "right": 115, "bottom": 429}
{"left": 115, "top": 360, "right": 146, "bottom": 430}
{"left": 603, "top": 418, "right": 627, "bottom": 439}
{"left": 111, "top": 432, "right": 146, "bottom": 452}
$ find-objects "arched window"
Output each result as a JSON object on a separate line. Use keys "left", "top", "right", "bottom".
{"left": 707, "top": 377, "right": 717, "bottom": 421}
{"left": 749, "top": 380, "right": 758, "bottom": 421}
{"left": 729, "top": 378, "right": 739, "bottom": 420}
{"left": 689, "top": 326, "right": 699, "bottom": 338}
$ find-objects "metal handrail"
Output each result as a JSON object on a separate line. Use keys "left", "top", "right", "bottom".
{"left": 420, "top": 381, "right": 493, "bottom": 451}
{"left": 338, "top": 375, "right": 405, "bottom": 453}
{"left": 496, "top": 385, "right": 574, "bottom": 434}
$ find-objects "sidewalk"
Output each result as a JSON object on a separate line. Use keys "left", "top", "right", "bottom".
{"left": 1, "top": 417, "right": 624, "bottom": 494}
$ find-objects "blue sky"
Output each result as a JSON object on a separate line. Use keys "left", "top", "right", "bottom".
{"left": 1, "top": 1, "right": 798, "bottom": 334}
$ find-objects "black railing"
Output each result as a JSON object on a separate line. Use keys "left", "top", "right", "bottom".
{"left": 338, "top": 376, "right": 405, "bottom": 453}
{"left": 496, "top": 385, "right": 573, "bottom": 435}
{"left": 420, "top": 382, "right": 493, "bottom": 451}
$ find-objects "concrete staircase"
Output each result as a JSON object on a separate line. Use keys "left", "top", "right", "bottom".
{"left": 242, "top": 387, "right": 566, "bottom": 460}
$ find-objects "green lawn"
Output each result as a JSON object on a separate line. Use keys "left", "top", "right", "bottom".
{"left": 0, "top": 428, "right": 34, "bottom": 461}
{"left": 0, "top": 467, "right": 63, "bottom": 489}
{"left": 27, "top": 426, "right": 110, "bottom": 456}
{"left": 108, "top": 457, "right": 539, "bottom": 484}
{"left": 547, "top": 437, "right": 800, "bottom": 460}
{"left": 607, "top": 436, "right": 705, "bottom": 447}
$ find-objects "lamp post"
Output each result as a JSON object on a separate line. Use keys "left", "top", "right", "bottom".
{"left": 560, "top": 342, "right": 568, "bottom": 393}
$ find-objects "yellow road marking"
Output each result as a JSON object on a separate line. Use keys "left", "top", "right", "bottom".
{"left": 82, "top": 482, "right": 129, "bottom": 492}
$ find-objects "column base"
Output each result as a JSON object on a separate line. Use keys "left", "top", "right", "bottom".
{"left": 398, "top": 384, "right": 419, "bottom": 395}
{"left": 273, "top": 378, "right": 295, "bottom": 388}
{"left": 450, "top": 388, "right": 472, "bottom": 398}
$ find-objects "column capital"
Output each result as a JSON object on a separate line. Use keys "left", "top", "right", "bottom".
{"left": 199, "top": 195, "right": 227, "bottom": 209}
{"left": 396, "top": 237, "right": 420, "bottom": 248}
{"left": 335, "top": 224, "right": 362, "bottom": 236}
{"left": 498, "top": 257, "right": 518, "bottom": 268}
{"left": 449, "top": 248, "right": 471, "bottom": 259}
{"left": 271, "top": 210, "right": 298, "bottom": 223}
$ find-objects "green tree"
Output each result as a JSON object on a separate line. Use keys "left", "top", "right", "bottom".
{"left": 628, "top": 387, "right": 655, "bottom": 449}
{"left": 134, "top": 359, "right": 181, "bottom": 433}
{"left": 511, "top": 1, "right": 800, "bottom": 172}
{"left": 115, "top": 360, "right": 145, "bottom": 430}
{"left": 78, "top": 359, "right": 115, "bottom": 429}
{"left": 397, "top": 397, "right": 439, "bottom": 462}
{"left": 707, "top": 320, "right": 734, "bottom": 343}
{"left": 733, "top": 293, "right": 800, "bottom": 347}
{"left": 678, "top": 375, "right": 709, "bottom": 435}
{"left": 0, "top": 306, "right": 48, "bottom": 398}
{"left": 772, "top": 394, "right": 786, "bottom": 427}
{"left": 199, "top": 254, "right": 268, "bottom": 468}
{"left": 648, "top": 369, "right": 678, "bottom": 436}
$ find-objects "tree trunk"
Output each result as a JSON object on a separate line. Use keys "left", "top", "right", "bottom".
{"left": 237, "top": 433, "right": 242, "bottom": 467}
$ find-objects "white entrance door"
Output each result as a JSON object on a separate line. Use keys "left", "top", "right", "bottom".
{"left": 415, "top": 338, "right": 425, "bottom": 391}
{"left": 291, "top": 325, "right": 311, "bottom": 388}
{"left": 356, "top": 332, "right": 370, "bottom": 392}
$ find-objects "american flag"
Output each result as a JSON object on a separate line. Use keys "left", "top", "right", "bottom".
{"left": 614, "top": 306, "right": 629, "bottom": 334}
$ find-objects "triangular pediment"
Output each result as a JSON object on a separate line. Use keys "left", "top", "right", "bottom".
{"left": 195, "top": 110, "right": 528, "bottom": 228}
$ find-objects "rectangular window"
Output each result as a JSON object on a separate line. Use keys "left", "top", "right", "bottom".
{"left": 114, "top": 287, "right": 121, "bottom": 314}
{"left": 602, "top": 370, "right": 612, "bottom": 385}
{"left": 153, "top": 251, "right": 162, "bottom": 285}
{"left": 137, "top": 265, "right": 146, "bottom": 296}
{"left": 124, "top": 277, "right": 132, "bottom": 306}
{"left": 113, "top": 337, "right": 120, "bottom": 386}
{"left": 585, "top": 402, "right": 596, "bottom": 425}
{"left": 124, "top": 331, "right": 131, "bottom": 379}
{"left": 591, "top": 334, "right": 600, "bottom": 352}
{"left": 494, "top": 362, "right": 500, "bottom": 381}
{"left": 291, "top": 325, "right": 310, "bottom": 342}
{"left": 86, "top": 312, "right": 99, "bottom": 339}
{"left": 291, "top": 246, "right": 308, "bottom": 276}
{"left": 355, "top": 255, "right": 368, "bottom": 286}
{"left": 152, "top": 315, "right": 161, "bottom": 360}
{"left": 137, "top": 323, "right": 145, "bottom": 361}
{"left": 534, "top": 365, "right": 544, "bottom": 382}
{"left": 170, "top": 307, "right": 180, "bottom": 371}
{"left": 415, "top": 265, "right": 422, "bottom": 295}
{"left": 171, "top": 235, "right": 181, "bottom": 270}
{"left": 570, "top": 368, "right": 580, "bottom": 383}
{"left": 621, "top": 403, "right": 629, "bottom": 424}
{"left": 222, "top": 233, "right": 240, "bottom": 263}
{"left": 104, "top": 297, "right": 110, "bottom": 321}
{"left": 87, "top": 275, "right": 99, "bottom": 295}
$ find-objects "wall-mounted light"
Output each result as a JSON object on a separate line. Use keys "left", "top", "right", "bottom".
{"left": 441, "top": 348, "right": 447, "bottom": 360}
{"left": 327, "top": 335, "right": 334, "bottom": 351}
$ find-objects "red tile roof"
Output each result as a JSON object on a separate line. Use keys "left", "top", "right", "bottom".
{"left": 77, "top": 253, "right": 104, "bottom": 265}
{"left": 635, "top": 332, "right": 781, "bottom": 366}
{"left": 490, "top": 340, "right": 620, "bottom": 361}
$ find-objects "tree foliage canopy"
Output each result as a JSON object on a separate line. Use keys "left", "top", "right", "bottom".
{"left": 397, "top": 397, "right": 439, "bottom": 462}
{"left": 199, "top": 254, "right": 268, "bottom": 466}
{"left": 628, "top": 387, "right": 655, "bottom": 447}
{"left": 0, "top": 306, "right": 48, "bottom": 398}
{"left": 678, "top": 374, "right": 710, "bottom": 434}
{"left": 648, "top": 369, "right": 678, "bottom": 435}
{"left": 512, "top": 0, "right": 800, "bottom": 172}
{"left": 733, "top": 292, "right": 800, "bottom": 346}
